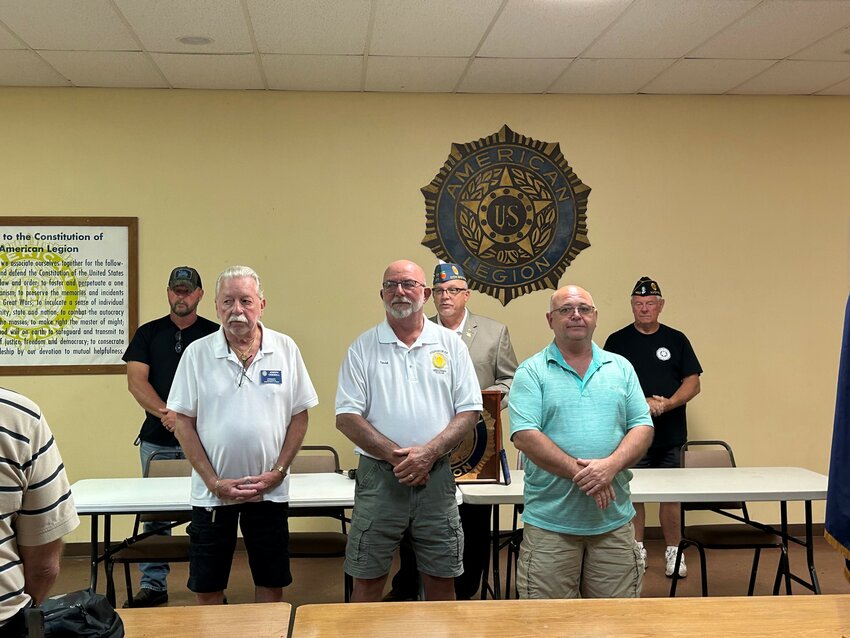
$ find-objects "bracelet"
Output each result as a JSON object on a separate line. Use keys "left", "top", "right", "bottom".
{"left": 213, "top": 479, "right": 221, "bottom": 497}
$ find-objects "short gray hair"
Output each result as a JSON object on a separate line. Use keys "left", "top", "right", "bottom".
{"left": 215, "top": 265, "right": 264, "bottom": 300}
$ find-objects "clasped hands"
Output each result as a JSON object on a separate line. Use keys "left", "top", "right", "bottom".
{"left": 646, "top": 395, "right": 669, "bottom": 417}
{"left": 213, "top": 471, "right": 283, "bottom": 502}
{"left": 392, "top": 446, "right": 435, "bottom": 486}
{"left": 573, "top": 457, "right": 617, "bottom": 510}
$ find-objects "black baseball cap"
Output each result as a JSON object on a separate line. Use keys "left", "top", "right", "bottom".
{"left": 168, "top": 266, "right": 202, "bottom": 291}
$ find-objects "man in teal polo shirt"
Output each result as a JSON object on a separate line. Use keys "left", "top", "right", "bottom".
{"left": 509, "top": 284, "right": 653, "bottom": 599}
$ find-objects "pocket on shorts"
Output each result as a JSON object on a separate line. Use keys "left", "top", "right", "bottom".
{"left": 448, "top": 511, "right": 463, "bottom": 564}
{"left": 632, "top": 541, "right": 646, "bottom": 576}
{"left": 347, "top": 513, "right": 373, "bottom": 568}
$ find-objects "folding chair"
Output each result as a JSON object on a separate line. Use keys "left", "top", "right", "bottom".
{"left": 288, "top": 445, "right": 353, "bottom": 602}
{"left": 106, "top": 452, "right": 193, "bottom": 606}
{"left": 670, "top": 440, "right": 790, "bottom": 597}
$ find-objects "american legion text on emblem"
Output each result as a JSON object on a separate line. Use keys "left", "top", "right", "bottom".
{"left": 422, "top": 125, "right": 590, "bottom": 305}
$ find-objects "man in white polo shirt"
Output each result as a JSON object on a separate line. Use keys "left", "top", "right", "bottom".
{"left": 168, "top": 265, "right": 318, "bottom": 605}
{"left": 336, "top": 259, "right": 482, "bottom": 602}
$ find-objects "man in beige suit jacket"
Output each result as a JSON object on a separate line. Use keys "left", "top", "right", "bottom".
{"left": 386, "top": 263, "right": 518, "bottom": 600}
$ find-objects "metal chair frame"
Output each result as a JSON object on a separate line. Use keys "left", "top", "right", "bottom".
{"left": 670, "top": 440, "right": 791, "bottom": 597}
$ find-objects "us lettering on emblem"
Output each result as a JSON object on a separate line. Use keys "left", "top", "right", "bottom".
{"left": 260, "top": 370, "right": 282, "bottom": 384}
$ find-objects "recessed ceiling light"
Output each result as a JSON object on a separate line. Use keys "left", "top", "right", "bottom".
{"left": 177, "top": 36, "right": 213, "bottom": 45}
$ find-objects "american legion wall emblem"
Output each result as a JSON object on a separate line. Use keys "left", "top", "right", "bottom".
{"left": 422, "top": 125, "right": 591, "bottom": 305}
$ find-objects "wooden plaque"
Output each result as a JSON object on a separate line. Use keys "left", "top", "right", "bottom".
{"left": 451, "top": 389, "right": 503, "bottom": 484}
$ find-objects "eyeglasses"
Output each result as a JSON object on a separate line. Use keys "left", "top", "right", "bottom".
{"left": 432, "top": 287, "right": 468, "bottom": 297}
{"left": 174, "top": 331, "right": 182, "bottom": 354}
{"left": 553, "top": 304, "right": 595, "bottom": 317}
{"left": 236, "top": 365, "right": 249, "bottom": 388}
{"left": 382, "top": 280, "right": 425, "bottom": 292}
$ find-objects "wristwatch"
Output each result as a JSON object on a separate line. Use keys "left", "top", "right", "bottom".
{"left": 273, "top": 464, "right": 287, "bottom": 477}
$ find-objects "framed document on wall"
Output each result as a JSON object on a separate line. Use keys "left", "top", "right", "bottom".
{"left": 0, "top": 217, "right": 138, "bottom": 375}
{"left": 451, "top": 389, "right": 504, "bottom": 484}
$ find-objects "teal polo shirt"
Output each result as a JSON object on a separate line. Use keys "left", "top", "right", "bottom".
{"left": 509, "top": 342, "right": 652, "bottom": 535}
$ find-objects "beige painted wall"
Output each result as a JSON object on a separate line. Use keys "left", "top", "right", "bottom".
{"left": 1, "top": 88, "right": 847, "bottom": 540}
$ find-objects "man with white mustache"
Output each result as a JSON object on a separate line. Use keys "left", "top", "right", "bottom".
{"left": 336, "top": 259, "right": 482, "bottom": 602}
{"left": 168, "top": 265, "right": 318, "bottom": 606}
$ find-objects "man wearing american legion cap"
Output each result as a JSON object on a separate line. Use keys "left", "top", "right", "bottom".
{"left": 384, "top": 262, "right": 518, "bottom": 601}
{"left": 604, "top": 276, "right": 703, "bottom": 580}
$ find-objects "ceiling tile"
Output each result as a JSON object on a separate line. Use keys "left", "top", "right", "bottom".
{"left": 585, "top": 0, "right": 758, "bottom": 58}
{"left": 151, "top": 53, "right": 262, "bottom": 89}
{"left": 0, "top": 0, "right": 138, "bottom": 51}
{"left": 692, "top": 0, "right": 850, "bottom": 59}
{"left": 817, "top": 75, "right": 850, "bottom": 94}
{"left": 114, "top": 0, "right": 253, "bottom": 54}
{"left": 38, "top": 51, "right": 167, "bottom": 87}
{"left": 370, "top": 0, "right": 502, "bottom": 57}
{"left": 0, "top": 50, "right": 69, "bottom": 85}
{"left": 641, "top": 58, "right": 775, "bottom": 93}
{"left": 792, "top": 24, "right": 850, "bottom": 61}
{"left": 478, "top": 0, "right": 630, "bottom": 58}
{"left": 550, "top": 58, "right": 674, "bottom": 94}
{"left": 458, "top": 58, "right": 570, "bottom": 93}
{"left": 365, "top": 56, "right": 467, "bottom": 92}
{"left": 249, "top": 0, "right": 370, "bottom": 55}
{"left": 730, "top": 59, "right": 850, "bottom": 93}
{"left": 0, "top": 21, "right": 24, "bottom": 49}
{"left": 262, "top": 54, "right": 363, "bottom": 91}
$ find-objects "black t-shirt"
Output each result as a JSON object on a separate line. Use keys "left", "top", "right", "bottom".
{"left": 604, "top": 323, "right": 702, "bottom": 449}
{"left": 122, "top": 314, "right": 219, "bottom": 445}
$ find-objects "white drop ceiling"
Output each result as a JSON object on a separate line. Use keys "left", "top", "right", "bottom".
{"left": 1, "top": 0, "right": 849, "bottom": 95}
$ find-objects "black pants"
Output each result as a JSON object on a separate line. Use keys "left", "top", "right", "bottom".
{"left": 390, "top": 503, "right": 492, "bottom": 599}
{"left": 0, "top": 608, "right": 27, "bottom": 638}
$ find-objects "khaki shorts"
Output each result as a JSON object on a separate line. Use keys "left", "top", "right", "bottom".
{"left": 344, "top": 455, "right": 463, "bottom": 579}
{"left": 517, "top": 521, "right": 644, "bottom": 599}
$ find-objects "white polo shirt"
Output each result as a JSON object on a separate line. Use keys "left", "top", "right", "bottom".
{"left": 168, "top": 323, "right": 319, "bottom": 506}
{"left": 335, "top": 318, "right": 482, "bottom": 458}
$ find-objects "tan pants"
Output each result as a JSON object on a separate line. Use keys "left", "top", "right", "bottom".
{"left": 517, "top": 521, "right": 644, "bottom": 599}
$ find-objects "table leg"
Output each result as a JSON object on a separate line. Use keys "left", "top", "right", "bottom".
{"left": 780, "top": 501, "right": 792, "bottom": 594}
{"left": 89, "top": 515, "right": 99, "bottom": 591}
{"left": 104, "top": 514, "right": 115, "bottom": 606}
{"left": 491, "top": 504, "right": 501, "bottom": 599}
{"left": 805, "top": 501, "right": 821, "bottom": 594}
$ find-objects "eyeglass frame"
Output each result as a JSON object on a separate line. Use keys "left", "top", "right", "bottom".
{"left": 552, "top": 304, "right": 596, "bottom": 317}
{"left": 431, "top": 286, "right": 469, "bottom": 297}
{"left": 381, "top": 279, "right": 426, "bottom": 292}
{"left": 174, "top": 331, "right": 183, "bottom": 353}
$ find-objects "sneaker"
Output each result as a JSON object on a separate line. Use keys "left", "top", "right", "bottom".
{"left": 638, "top": 545, "right": 647, "bottom": 566}
{"left": 665, "top": 547, "right": 687, "bottom": 578}
{"left": 123, "top": 587, "right": 168, "bottom": 608}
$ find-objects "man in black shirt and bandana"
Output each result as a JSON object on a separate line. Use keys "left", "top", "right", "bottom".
{"left": 604, "top": 276, "right": 702, "bottom": 579}
{"left": 122, "top": 266, "right": 218, "bottom": 607}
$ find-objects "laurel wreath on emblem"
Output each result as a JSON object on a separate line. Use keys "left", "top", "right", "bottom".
{"left": 457, "top": 166, "right": 555, "bottom": 263}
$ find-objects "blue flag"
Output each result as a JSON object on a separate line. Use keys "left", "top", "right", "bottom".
{"left": 826, "top": 293, "right": 850, "bottom": 583}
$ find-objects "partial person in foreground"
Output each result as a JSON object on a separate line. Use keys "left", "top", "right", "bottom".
{"left": 0, "top": 388, "right": 80, "bottom": 634}
{"left": 385, "top": 262, "right": 517, "bottom": 601}
{"left": 604, "top": 276, "right": 702, "bottom": 578}
{"left": 122, "top": 265, "right": 218, "bottom": 607}
{"left": 336, "top": 259, "right": 482, "bottom": 602}
{"left": 509, "top": 284, "right": 653, "bottom": 599}
{"left": 168, "top": 265, "right": 318, "bottom": 605}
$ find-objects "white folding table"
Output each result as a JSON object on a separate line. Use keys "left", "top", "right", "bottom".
{"left": 459, "top": 467, "right": 829, "bottom": 598}
{"left": 72, "top": 472, "right": 355, "bottom": 602}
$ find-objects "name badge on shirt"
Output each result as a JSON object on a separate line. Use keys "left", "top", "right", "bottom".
{"left": 260, "top": 370, "right": 282, "bottom": 384}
